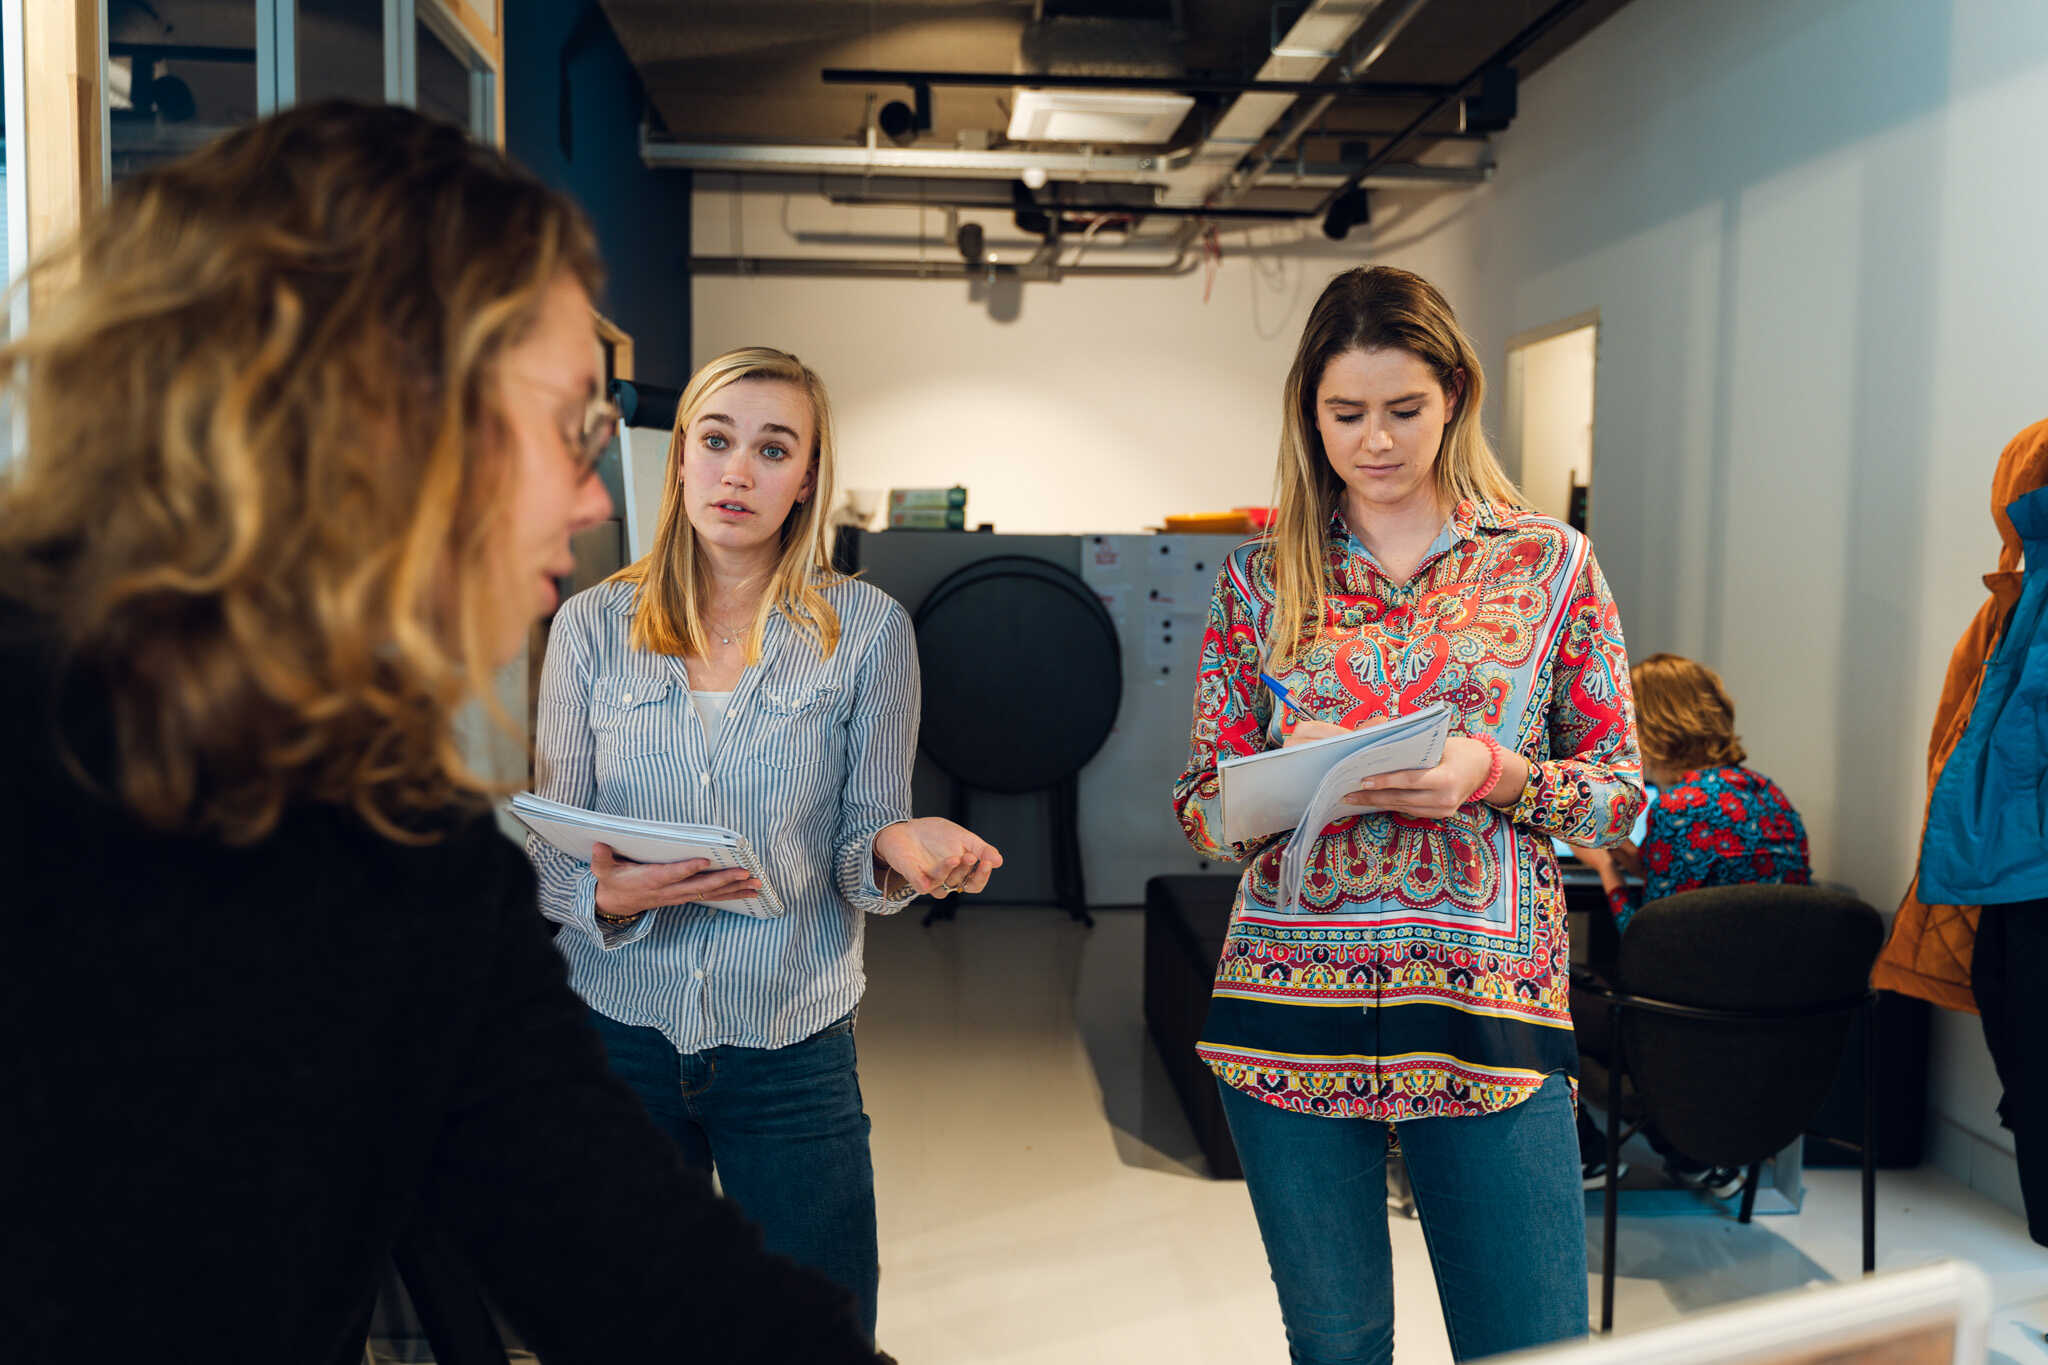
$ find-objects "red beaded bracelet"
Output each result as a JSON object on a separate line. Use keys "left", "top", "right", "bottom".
{"left": 1470, "top": 733, "right": 1507, "bottom": 806}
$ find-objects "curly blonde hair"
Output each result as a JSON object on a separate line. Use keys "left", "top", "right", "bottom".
{"left": 613, "top": 347, "right": 845, "bottom": 661}
{"left": 0, "top": 101, "right": 601, "bottom": 844}
{"left": 1267, "top": 266, "right": 1522, "bottom": 669}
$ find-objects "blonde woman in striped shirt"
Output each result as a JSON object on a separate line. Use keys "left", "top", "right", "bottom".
{"left": 528, "top": 347, "right": 998, "bottom": 1341}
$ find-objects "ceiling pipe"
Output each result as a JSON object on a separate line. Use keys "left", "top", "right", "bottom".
{"left": 819, "top": 67, "right": 1455, "bottom": 100}
{"left": 1316, "top": 0, "right": 1589, "bottom": 214}
{"left": 816, "top": 167, "right": 1492, "bottom": 220}
{"left": 643, "top": 134, "right": 1169, "bottom": 179}
{"left": 829, "top": 195, "right": 1310, "bottom": 221}
{"left": 642, "top": 134, "right": 1485, "bottom": 188}
{"left": 689, "top": 254, "right": 1201, "bottom": 281}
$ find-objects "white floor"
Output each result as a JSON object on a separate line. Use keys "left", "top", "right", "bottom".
{"left": 860, "top": 907, "right": 2048, "bottom": 1365}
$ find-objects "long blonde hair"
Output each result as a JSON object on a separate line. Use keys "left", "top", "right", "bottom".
{"left": 612, "top": 347, "right": 844, "bottom": 660}
{"left": 1267, "top": 266, "right": 1522, "bottom": 668}
{"left": 0, "top": 100, "right": 602, "bottom": 844}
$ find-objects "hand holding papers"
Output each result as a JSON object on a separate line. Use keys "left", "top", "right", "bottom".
{"left": 1217, "top": 702, "right": 1456, "bottom": 846}
{"left": 508, "top": 792, "right": 785, "bottom": 919}
{"left": 1216, "top": 702, "right": 1456, "bottom": 914}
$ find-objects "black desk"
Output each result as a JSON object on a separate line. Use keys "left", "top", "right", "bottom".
{"left": 1561, "top": 862, "right": 1624, "bottom": 973}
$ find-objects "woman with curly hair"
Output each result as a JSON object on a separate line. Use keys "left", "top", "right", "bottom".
{"left": 1569, "top": 652, "right": 1811, "bottom": 1195}
{"left": 0, "top": 102, "right": 881, "bottom": 1364}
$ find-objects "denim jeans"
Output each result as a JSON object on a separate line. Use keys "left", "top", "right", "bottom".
{"left": 1219, "top": 1072, "right": 1588, "bottom": 1364}
{"left": 586, "top": 1008, "right": 880, "bottom": 1340}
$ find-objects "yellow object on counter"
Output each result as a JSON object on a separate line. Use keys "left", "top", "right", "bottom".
{"left": 1162, "top": 512, "right": 1256, "bottom": 534}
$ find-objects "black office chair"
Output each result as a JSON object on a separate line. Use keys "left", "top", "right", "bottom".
{"left": 913, "top": 556, "right": 1120, "bottom": 925}
{"left": 1574, "top": 883, "right": 1885, "bottom": 1332}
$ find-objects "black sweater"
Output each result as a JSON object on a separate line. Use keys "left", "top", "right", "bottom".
{"left": 0, "top": 609, "right": 882, "bottom": 1364}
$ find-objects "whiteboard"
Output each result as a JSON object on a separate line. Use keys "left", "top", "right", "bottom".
{"left": 1077, "top": 533, "right": 1249, "bottom": 903}
{"left": 620, "top": 426, "right": 671, "bottom": 563}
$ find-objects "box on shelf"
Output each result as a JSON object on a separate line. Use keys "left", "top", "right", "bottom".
{"left": 888, "top": 486, "right": 968, "bottom": 512}
{"left": 887, "top": 506, "right": 967, "bottom": 530}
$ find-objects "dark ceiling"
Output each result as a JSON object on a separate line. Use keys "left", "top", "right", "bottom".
{"left": 600, "top": 0, "right": 1637, "bottom": 160}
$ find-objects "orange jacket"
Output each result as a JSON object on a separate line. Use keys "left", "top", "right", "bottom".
{"left": 1873, "top": 418, "right": 2048, "bottom": 1010}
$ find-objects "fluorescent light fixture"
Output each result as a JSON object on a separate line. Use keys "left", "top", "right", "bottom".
{"left": 1006, "top": 88, "right": 1195, "bottom": 145}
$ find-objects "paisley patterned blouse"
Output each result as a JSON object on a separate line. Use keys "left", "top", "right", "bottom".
{"left": 1608, "top": 765, "right": 1811, "bottom": 934}
{"left": 1174, "top": 499, "right": 1645, "bottom": 1121}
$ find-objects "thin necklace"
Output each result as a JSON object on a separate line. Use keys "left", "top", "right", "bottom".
{"left": 709, "top": 606, "right": 756, "bottom": 646}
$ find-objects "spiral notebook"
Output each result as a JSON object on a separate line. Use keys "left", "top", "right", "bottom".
{"left": 506, "top": 792, "right": 785, "bottom": 919}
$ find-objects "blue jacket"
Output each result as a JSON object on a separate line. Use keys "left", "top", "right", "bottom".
{"left": 1921, "top": 484, "right": 2048, "bottom": 906}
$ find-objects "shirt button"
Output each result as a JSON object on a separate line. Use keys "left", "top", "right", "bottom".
{"left": 699, "top": 772, "right": 711, "bottom": 786}
{"left": 693, "top": 968, "right": 706, "bottom": 981}
{"left": 621, "top": 692, "right": 633, "bottom": 705}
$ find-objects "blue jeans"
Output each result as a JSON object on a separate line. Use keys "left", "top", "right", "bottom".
{"left": 586, "top": 1008, "right": 879, "bottom": 1340}
{"left": 1219, "top": 1072, "right": 1588, "bottom": 1364}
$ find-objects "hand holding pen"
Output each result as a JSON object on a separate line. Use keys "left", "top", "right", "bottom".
{"left": 1261, "top": 672, "right": 1346, "bottom": 748}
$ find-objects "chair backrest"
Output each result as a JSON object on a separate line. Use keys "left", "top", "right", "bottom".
{"left": 1613, "top": 884, "right": 1884, "bottom": 1167}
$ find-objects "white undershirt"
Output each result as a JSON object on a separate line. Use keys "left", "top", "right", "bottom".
{"left": 691, "top": 690, "right": 734, "bottom": 750}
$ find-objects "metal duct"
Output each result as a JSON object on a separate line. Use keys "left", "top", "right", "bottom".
{"left": 1019, "top": 14, "right": 1185, "bottom": 80}
{"left": 1152, "top": 0, "right": 1398, "bottom": 207}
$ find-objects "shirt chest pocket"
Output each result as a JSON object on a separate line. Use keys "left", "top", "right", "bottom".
{"left": 753, "top": 680, "right": 842, "bottom": 769}
{"left": 590, "top": 675, "right": 677, "bottom": 760}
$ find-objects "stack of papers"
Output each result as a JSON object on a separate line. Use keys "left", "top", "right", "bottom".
{"left": 507, "top": 792, "right": 785, "bottom": 919}
{"left": 1218, "top": 702, "right": 1456, "bottom": 847}
{"left": 1216, "top": 702, "right": 1457, "bottom": 915}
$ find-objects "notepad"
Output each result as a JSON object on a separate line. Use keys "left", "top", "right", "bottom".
{"left": 1216, "top": 701, "right": 1456, "bottom": 848}
{"left": 507, "top": 792, "right": 786, "bottom": 919}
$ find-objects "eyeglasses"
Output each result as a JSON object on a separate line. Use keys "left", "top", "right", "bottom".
{"left": 510, "top": 369, "right": 620, "bottom": 481}
{"left": 565, "top": 388, "right": 621, "bottom": 480}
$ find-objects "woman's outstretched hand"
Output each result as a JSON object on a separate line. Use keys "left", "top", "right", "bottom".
{"left": 874, "top": 819, "right": 1004, "bottom": 899}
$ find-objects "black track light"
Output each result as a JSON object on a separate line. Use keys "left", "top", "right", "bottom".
{"left": 956, "top": 222, "right": 986, "bottom": 266}
{"left": 1322, "top": 189, "right": 1371, "bottom": 242}
{"left": 1463, "top": 66, "right": 1519, "bottom": 135}
{"left": 877, "top": 81, "right": 933, "bottom": 148}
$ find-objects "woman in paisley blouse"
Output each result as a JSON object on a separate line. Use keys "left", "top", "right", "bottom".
{"left": 1569, "top": 652, "right": 1811, "bottom": 1195}
{"left": 1175, "top": 265, "right": 1645, "bottom": 1364}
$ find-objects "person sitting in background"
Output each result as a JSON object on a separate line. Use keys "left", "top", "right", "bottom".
{"left": 0, "top": 101, "right": 882, "bottom": 1364}
{"left": 1570, "top": 652, "right": 1812, "bottom": 1196}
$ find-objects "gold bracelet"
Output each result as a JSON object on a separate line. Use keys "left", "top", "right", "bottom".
{"left": 595, "top": 908, "right": 646, "bottom": 927}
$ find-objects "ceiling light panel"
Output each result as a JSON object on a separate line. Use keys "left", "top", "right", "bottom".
{"left": 1006, "top": 89, "right": 1195, "bottom": 144}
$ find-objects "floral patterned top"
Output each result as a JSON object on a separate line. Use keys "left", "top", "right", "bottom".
{"left": 1608, "top": 765, "right": 1811, "bottom": 933}
{"left": 1174, "top": 499, "right": 1645, "bottom": 1121}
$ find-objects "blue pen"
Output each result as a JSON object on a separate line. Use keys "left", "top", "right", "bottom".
{"left": 1259, "top": 672, "right": 1302, "bottom": 717}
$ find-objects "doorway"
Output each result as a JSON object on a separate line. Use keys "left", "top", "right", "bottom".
{"left": 1504, "top": 314, "right": 1599, "bottom": 531}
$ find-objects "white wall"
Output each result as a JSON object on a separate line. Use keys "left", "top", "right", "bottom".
{"left": 693, "top": 0, "right": 2048, "bottom": 1210}
{"left": 691, "top": 183, "right": 1363, "bottom": 535}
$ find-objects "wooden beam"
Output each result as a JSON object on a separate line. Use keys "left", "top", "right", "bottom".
{"left": 420, "top": 0, "right": 504, "bottom": 147}
{"left": 20, "top": 0, "right": 102, "bottom": 298}
{"left": 594, "top": 312, "right": 634, "bottom": 384}
{"left": 423, "top": 0, "right": 501, "bottom": 74}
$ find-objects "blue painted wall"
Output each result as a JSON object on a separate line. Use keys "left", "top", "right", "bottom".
{"left": 503, "top": 0, "right": 691, "bottom": 385}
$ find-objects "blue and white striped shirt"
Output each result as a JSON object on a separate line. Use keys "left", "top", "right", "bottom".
{"left": 528, "top": 576, "right": 921, "bottom": 1052}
